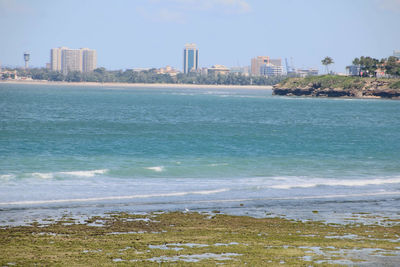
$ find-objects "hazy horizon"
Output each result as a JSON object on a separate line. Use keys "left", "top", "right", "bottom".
{"left": 1, "top": 0, "right": 399, "bottom": 73}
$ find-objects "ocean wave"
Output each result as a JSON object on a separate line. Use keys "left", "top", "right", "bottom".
{"left": 208, "top": 163, "right": 229, "bottom": 167}
{"left": 145, "top": 166, "right": 165, "bottom": 172}
{"left": 0, "top": 188, "right": 230, "bottom": 206}
{"left": 12, "top": 169, "right": 109, "bottom": 180}
{"left": 32, "top": 172, "right": 54, "bottom": 179}
{"left": 0, "top": 174, "right": 16, "bottom": 180}
{"left": 58, "top": 169, "right": 108, "bottom": 177}
{"left": 268, "top": 177, "right": 400, "bottom": 189}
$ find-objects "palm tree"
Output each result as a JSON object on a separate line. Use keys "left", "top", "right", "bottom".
{"left": 322, "top": 57, "right": 334, "bottom": 74}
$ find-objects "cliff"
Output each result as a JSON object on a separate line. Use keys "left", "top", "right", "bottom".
{"left": 273, "top": 76, "right": 400, "bottom": 99}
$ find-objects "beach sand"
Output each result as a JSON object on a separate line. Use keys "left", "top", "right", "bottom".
{"left": 0, "top": 80, "right": 273, "bottom": 90}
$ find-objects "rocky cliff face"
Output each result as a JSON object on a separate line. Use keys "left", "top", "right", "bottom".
{"left": 273, "top": 79, "right": 400, "bottom": 99}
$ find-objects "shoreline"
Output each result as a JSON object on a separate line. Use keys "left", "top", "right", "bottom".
{"left": 0, "top": 80, "right": 273, "bottom": 90}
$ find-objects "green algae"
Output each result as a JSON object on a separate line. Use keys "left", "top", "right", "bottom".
{"left": 1, "top": 212, "right": 399, "bottom": 266}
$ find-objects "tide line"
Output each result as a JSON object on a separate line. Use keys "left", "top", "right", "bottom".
{"left": 186, "top": 191, "right": 400, "bottom": 204}
{"left": 0, "top": 188, "right": 229, "bottom": 206}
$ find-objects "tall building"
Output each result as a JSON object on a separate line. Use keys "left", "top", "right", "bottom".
{"left": 50, "top": 47, "right": 96, "bottom": 73}
{"left": 81, "top": 48, "right": 97, "bottom": 73}
{"left": 251, "top": 56, "right": 269, "bottom": 76}
{"left": 62, "top": 49, "right": 82, "bottom": 73}
{"left": 251, "top": 56, "right": 282, "bottom": 76}
{"left": 260, "top": 63, "right": 283, "bottom": 77}
{"left": 51, "top": 47, "right": 64, "bottom": 71}
{"left": 269, "top": 59, "right": 282, "bottom": 68}
{"left": 394, "top": 50, "right": 400, "bottom": 59}
{"left": 183, "top": 43, "right": 198, "bottom": 74}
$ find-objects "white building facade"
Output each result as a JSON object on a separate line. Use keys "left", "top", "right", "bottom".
{"left": 51, "top": 47, "right": 97, "bottom": 73}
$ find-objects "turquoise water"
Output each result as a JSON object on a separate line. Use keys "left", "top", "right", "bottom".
{"left": 1, "top": 83, "right": 400, "bottom": 224}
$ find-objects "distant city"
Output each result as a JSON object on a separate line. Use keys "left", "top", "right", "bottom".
{"left": 1, "top": 44, "right": 399, "bottom": 82}
{"left": 0, "top": 43, "right": 321, "bottom": 78}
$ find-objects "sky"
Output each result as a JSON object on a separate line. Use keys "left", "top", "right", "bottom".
{"left": 0, "top": 0, "right": 400, "bottom": 73}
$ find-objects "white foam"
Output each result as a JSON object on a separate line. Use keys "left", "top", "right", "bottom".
{"left": 31, "top": 172, "right": 54, "bottom": 179}
{"left": 145, "top": 166, "right": 164, "bottom": 172}
{"left": 29, "top": 169, "right": 108, "bottom": 179}
{"left": 0, "top": 174, "right": 15, "bottom": 180}
{"left": 0, "top": 188, "right": 229, "bottom": 205}
{"left": 208, "top": 163, "right": 228, "bottom": 167}
{"left": 59, "top": 169, "right": 108, "bottom": 177}
{"left": 269, "top": 177, "right": 400, "bottom": 189}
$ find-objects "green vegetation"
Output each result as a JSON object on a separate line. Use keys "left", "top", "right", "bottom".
{"left": 1, "top": 212, "right": 399, "bottom": 266}
{"left": 278, "top": 75, "right": 364, "bottom": 89}
{"left": 2, "top": 67, "right": 286, "bottom": 86}
{"left": 321, "top": 56, "right": 334, "bottom": 74}
{"left": 385, "top": 56, "right": 400, "bottom": 77}
{"left": 352, "top": 56, "right": 400, "bottom": 77}
{"left": 389, "top": 80, "right": 400, "bottom": 89}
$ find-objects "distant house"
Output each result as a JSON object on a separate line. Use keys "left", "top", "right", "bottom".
{"left": 346, "top": 65, "right": 361, "bottom": 76}
{"left": 294, "top": 68, "right": 318, "bottom": 77}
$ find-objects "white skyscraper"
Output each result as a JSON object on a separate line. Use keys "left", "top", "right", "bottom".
{"left": 50, "top": 47, "right": 97, "bottom": 73}
{"left": 61, "top": 49, "right": 82, "bottom": 74}
{"left": 82, "top": 48, "right": 97, "bottom": 73}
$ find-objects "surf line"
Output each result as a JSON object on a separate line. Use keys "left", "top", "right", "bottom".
{"left": 0, "top": 188, "right": 229, "bottom": 206}
{"left": 177, "top": 191, "right": 400, "bottom": 204}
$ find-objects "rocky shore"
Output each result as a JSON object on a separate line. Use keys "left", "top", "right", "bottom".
{"left": 1, "top": 211, "right": 399, "bottom": 266}
{"left": 273, "top": 76, "right": 400, "bottom": 99}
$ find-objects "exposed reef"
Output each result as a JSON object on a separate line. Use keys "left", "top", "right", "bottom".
{"left": 273, "top": 76, "right": 400, "bottom": 99}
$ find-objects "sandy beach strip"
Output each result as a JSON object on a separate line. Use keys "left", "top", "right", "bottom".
{"left": 0, "top": 80, "right": 273, "bottom": 90}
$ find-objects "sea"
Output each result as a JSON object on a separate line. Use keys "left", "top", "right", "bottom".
{"left": 1, "top": 83, "right": 400, "bottom": 225}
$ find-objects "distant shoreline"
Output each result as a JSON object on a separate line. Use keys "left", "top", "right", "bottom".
{"left": 0, "top": 80, "right": 273, "bottom": 90}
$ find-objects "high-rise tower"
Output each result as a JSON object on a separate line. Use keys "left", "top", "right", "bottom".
{"left": 50, "top": 47, "right": 97, "bottom": 73}
{"left": 61, "top": 49, "right": 83, "bottom": 74}
{"left": 81, "top": 48, "right": 97, "bottom": 73}
{"left": 183, "top": 44, "right": 198, "bottom": 74}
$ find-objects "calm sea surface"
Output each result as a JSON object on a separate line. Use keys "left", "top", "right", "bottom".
{"left": 1, "top": 83, "right": 400, "bottom": 224}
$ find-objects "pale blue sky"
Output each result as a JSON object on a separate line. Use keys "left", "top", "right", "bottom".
{"left": 1, "top": 0, "right": 399, "bottom": 72}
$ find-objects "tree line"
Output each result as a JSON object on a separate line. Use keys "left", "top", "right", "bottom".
{"left": 3, "top": 67, "right": 287, "bottom": 86}
{"left": 351, "top": 56, "right": 400, "bottom": 77}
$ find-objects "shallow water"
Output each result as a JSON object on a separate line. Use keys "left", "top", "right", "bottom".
{"left": 1, "top": 83, "right": 400, "bottom": 225}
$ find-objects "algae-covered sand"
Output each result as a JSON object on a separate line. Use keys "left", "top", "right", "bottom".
{"left": 1, "top": 212, "right": 400, "bottom": 266}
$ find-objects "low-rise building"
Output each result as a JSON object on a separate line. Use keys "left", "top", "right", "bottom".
{"left": 230, "top": 66, "right": 249, "bottom": 76}
{"left": 346, "top": 65, "right": 361, "bottom": 76}
{"left": 260, "top": 63, "right": 283, "bottom": 77}
{"left": 207, "top": 65, "right": 230, "bottom": 77}
{"left": 295, "top": 68, "right": 319, "bottom": 77}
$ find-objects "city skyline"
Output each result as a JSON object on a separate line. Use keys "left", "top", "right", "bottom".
{"left": 0, "top": 0, "right": 400, "bottom": 72}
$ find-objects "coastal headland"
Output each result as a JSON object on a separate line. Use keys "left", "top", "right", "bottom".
{"left": 273, "top": 76, "right": 400, "bottom": 99}
{"left": 1, "top": 212, "right": 399, "bottom": 266}
{"left": 0, "top": 80, "right": 273, "bottom": 90}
